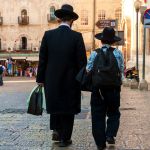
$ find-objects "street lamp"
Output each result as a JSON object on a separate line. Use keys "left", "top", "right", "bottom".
{"left": 134, "top": 0, "right": 142, "bottom": 82}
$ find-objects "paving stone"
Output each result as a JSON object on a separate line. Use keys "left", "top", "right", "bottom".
{"left": 0, "top": 82, "right": 150, "bottom": 149}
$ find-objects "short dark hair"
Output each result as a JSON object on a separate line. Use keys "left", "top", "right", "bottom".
{"left": 101, "top": 40, "right": 115, "bottom": 45}
{"left": 61, "top": 16, "right": 73, "bottom": 21}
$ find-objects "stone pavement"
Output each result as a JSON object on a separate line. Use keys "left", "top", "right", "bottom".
{"left": 3, "top": 76, "right": 36, "bottom": 82}
{"left": 0, "top": 82, "right": 150, "bottom": 150}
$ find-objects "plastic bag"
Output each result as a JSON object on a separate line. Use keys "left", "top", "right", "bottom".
{"left": 27, "top": 85, "right": 46, "bottom": 115}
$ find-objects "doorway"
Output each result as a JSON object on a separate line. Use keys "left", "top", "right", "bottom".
{"left": 21, "top": 37, "right": 27, "bottom": 50}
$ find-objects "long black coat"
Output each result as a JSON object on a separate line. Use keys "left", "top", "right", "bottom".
{"left": 36, "top": 25, "right": 87, "bottom": 114}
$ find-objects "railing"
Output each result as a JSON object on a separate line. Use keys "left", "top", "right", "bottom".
{"left": 18, "top": 16, "right": 29, "bottom": 25}
{"left": 0, "top": 50, "right": 7, "bottom": 52}
{"left": 47, "top": 14, "right": 57, "bottom": 23}
{"left": 0, "top": 17, "right": 3, "bottom": 25}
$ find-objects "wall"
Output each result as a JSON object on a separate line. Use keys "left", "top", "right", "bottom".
{"left": 0, "top": 0, "right": 121, "bottom": 51}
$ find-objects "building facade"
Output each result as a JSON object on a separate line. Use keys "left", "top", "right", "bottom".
{"left": 0, "top": 0, "right": 121, "bottom": 75}
{"left": 121, "top": 0, "right": 150, "bottom": 82}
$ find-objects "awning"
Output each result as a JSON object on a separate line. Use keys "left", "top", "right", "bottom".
{"left": 12, "top": 57, "right": 26, "bottom": 60}
{"left": 26, "top": 57, "right": 39, "bottom": 61}
{"left": 0, "top": 58, "right": 7, "bottom": 61}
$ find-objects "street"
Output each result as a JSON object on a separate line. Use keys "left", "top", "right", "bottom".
{"left": 0, "top": 79, "right": 150, "bottom": 150}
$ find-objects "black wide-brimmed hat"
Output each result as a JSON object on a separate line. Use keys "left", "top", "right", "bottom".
{"left": 54, "top": 4, "right": 79, "bottom": 20}
{"left": 95, "top": 27, "right": 121, "bottom": 42}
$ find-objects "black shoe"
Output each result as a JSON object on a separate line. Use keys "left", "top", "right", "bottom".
{"left": 106, "top": 136, "right": 115, "bottom": 144}
{"left": 52, "top": 130, "right": 60, "bottom": 141}
{"left": 59, "top": 140, "right": 72, "bottom": 147}
{"left": 97, "top": 144, "right": 106, "bottom": 150}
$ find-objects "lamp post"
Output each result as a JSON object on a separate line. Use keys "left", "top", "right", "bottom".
{"left": 92, "top": 0, "right": 96, "bottom": 50}
{"left": 138, "top": 6, "right": 149, "bottom": 90}
{"left": 134, "top": 0, "right": 142, "bottom": 82}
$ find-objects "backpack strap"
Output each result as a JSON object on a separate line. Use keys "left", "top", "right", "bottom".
{"left": 95, "top": 47, "right": 115, "bottom": 56}
{"left": 108, "top": 47, "right": 115, "bottom": 52}
{"left": 109, "top": 47, "right": 121, "bottom": 74}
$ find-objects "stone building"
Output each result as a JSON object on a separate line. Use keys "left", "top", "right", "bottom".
{"left": 121, "top": 0, "right": 150, "bottom": 82}
{"left": 0, "top": 0, "right": 121, "bottom": 75}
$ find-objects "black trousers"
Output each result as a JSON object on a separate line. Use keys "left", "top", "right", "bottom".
{"left": 50, "top": 114, "right": 74, "bottom": 141}
{"left": 0, "top": 74, "right": 3, "bottom": 86}
{"left": 91, "top": 87, "right": 121, "bottom": 146}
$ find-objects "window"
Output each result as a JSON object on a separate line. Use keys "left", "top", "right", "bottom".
{"left": 19, "top": 9, "right": 29, "bottom": 25}
{"left": 21, "top": 37, "right": 27, "bottom": 50}
{"left": 81, "top": 10, "right": 88, "bottom": 25}
{"left": 50, "top": 6, "right": 56, "bottom": 21}
{"left": 98, "top": 10, "right": 106, "bottom": 20}
{"left": 115, "top": 8, "right": 122, "bottom": 29}
{"left": 21, "top": 9, "right": 27, "bottom": 17}
{"left": 0, "top": 39, "right": 1, "bottom": 50}
{"left": 0, "top": 12, "right": 2, "bottom": 24}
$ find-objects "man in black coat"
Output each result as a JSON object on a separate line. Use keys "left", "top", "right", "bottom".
{"left": 36, "top": 4, "right": 87, "bottom": 147}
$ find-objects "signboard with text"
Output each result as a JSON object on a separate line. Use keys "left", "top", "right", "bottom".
{"left": 144, "top": 8, "right": 150, "bottom": 28}
{"left": 96, "top": 20, "right": 116, "bottom": 29}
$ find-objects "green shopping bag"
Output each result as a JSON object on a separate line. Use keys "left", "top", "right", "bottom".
{"left": 27, "top": 85, "right": 46, "bottom": 115}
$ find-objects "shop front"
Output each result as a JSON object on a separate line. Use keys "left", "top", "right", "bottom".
{"left": 0, "top": 52, "right": 39, "bottom": 77}
{"left": 12, "top": 57, "right": 39, "bottom": 77}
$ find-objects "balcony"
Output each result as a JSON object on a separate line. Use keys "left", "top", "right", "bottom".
{"left": 0, "top": 49, "right": 39, "bottom": 58}
{"left": 47, "top": 14, "right": 57, "bottom": 23}
{"left": 0, "top": 17, "right": 3, "bottom": 25}
{"left": 18, "top": 16, "right": 29, "bottom": 25}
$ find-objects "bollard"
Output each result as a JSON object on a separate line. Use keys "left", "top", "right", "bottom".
{"left": 130, "top": 79, "right": 139, "bottom": 89}
{"left": 123, "top": 78, "right": 131, "bottom": 87}
{"left": 139, "top": 79, "right": 148, "bottom": 91}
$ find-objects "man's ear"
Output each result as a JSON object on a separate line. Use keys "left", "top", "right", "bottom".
{"left": 70, "top": 20, "right": 74, "bottom": 27}
{"left": 57, "top": 18, "right": 61, "bottom": 23}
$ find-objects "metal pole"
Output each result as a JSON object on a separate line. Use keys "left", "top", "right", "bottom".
{"left": 92, "top": 0, "right": 96, "bottom": 50}
{"left": 116, "top": 19, "right": 119, "bottom": 49}
{"left": 136, "top": 11, "right": 139, "bottom": 74}
{"left": 136, "top": 11, "right": 139, "bottom": 70}
{"left": 142, "top": 27, "right": 146, "bottom": 79}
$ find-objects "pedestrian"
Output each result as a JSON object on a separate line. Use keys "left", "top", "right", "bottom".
{"left": 6, "top": 58, "right": 13, "bottom": 76}
{"left": 36, "top": 4, "right": 87, "bottom": 147}
{"left": 86, "top": 27, "right": 124, "bottom": 150}
{"left": 0, "top": 62, "right": 4, "bottom": 86}
{"left": 35, "top": 65, "right": 38, "bottom": 77}
{"left": 29, "top": 66, "right": 33, "bottom": 78}
{"left": 1, "top": 65, "right": 6, "bottom": 77}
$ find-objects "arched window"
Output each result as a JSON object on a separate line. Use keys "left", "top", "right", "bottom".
{"left": 50, "top": 6, "right": 56, "bottom": 21}
{"left": 21, "top": 37, "right": 27, "bottom": 50}
{"left": 98, "top": 10, "right": 106, "bottom": 20}
{"left": 81, "top": 10, "right": 88, "bottom": 25}
{"left": 0, "top": 39, "right": 1, "bottom": 50}
{"left": 0, "top": 12, "right": 2, "bottom": 25}
{"left": 115, "top": 8, "right": 122, "bottom": 29}
{"left": 19, "top": 9, "right": 29, "bottom": 25}
{"left": 21, "top": 9, "right": 27, "bottom": 17}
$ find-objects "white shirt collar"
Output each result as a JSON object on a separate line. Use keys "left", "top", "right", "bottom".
{"left": 59, "top": 22, "right": 70, "bottom": 28}
{"left": 101, "top": 44, "right": 110, "bottom": 49}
